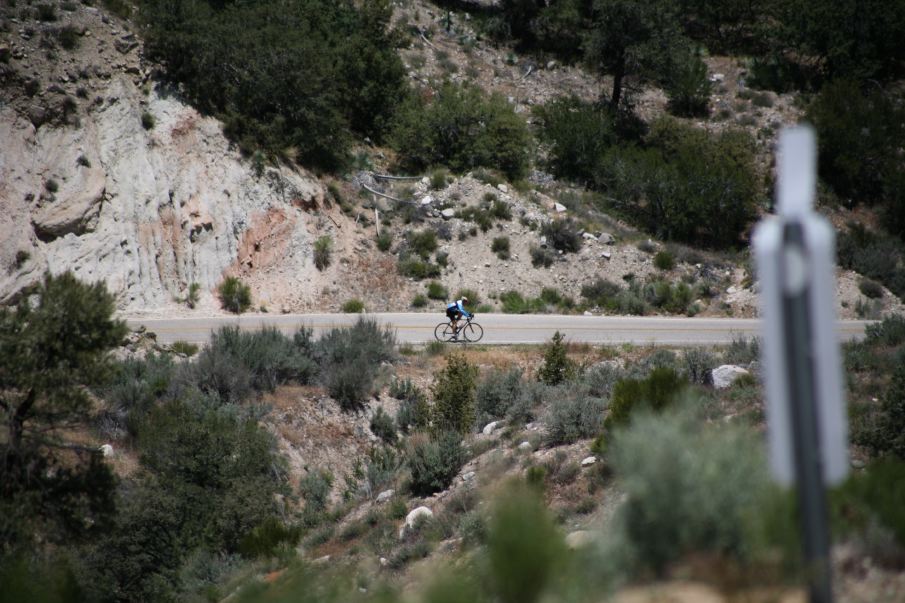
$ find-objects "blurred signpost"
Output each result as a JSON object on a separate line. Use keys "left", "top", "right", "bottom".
{"left": 753, "top": 126, "right": 848, "bottom": 603}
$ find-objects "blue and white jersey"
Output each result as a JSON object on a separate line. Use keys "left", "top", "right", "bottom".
{"left": 446, "top": 299, "right": 471, "bottom": 317}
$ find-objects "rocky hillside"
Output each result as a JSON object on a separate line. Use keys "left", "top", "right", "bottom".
{"left": 1, "top": 0, "right": 902, "bottom": 320}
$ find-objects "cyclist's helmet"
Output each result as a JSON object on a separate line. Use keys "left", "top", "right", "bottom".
{"left": 461, "top": 296, "right": 469, "bottom": 302}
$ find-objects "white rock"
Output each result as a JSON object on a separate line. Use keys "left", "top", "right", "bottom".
{"left": 546, "top": 60, "right": 557, "bottom": 70}
{"left": 599, "top": 233, "right": 615, "bottom": 244}
{"left": 583, "top": 311, "right": 593, "bottom": 316}
{"left": 441, "top": 208, "right": 456, "bottom": 219}
{"left": 565, "top": 530, "right": 594, "bottom": 549}
{"left": 376, "top": 489, "right": 394, "bottom": 503}
{"left": 420, "top": 195, "right": 433, "bottom": 205}
{"left": 601, "top": 251, "right": 611, "bottom": 260}
{"left": 711, "top": 365, "right": 750, "bottom": 389}
{"left": 482, "top": 420, "right": 501, "bottom": 435}
{"left": 581, "top": 456, "right": 597, "bottom": 467}
{"left": 518, "top": 441, "right": 532, "bottom": 451}
{"left": 496, "top": 183, "right": 508, "bottom": 193}
{"left": 405, "top": 506, "right": 433, "bottom": 529}
{"left": 99, "top": 444, "right": 114, "bottom": 457}
{"left": 727, "top": 286, "right": 738, "bottom": 294}
{"left": 421, "top": 176, "right": 430, "bottom": 185}
{"left": 554, "top": 202, "right": 567, "bottom": 213}
{"left": 379, "top": 557, "right": 389, "bottom": 567}
{"left": 582, "top": 232, "right": 597, "bottom": 240}
{"left": 462, "top": 471, "right": 476, "bottom": 481}
{"left": 711, "top": 73, "right": 725, "bottom": 82}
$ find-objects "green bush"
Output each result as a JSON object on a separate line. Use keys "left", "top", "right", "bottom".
{"left": 534, "top": 96, "right": 617, "bottom": 182}
{"left": 395, "top": 384, "right": 431, "bottom": 434}
{"left": 581, "top": 278, "right": 622, "bottom": 307}
{"left": 324, "top": 360, "right": 374, "bottom": 410}
{"left": 58, "top": 25, "right": 80, "bottom": 51}
{"left": 313, "top": 235, "right": 332, "bottom": 270}
{"left": 141, "top": 111, "right": 155, "bottom": 130}
{"left": 238, "top": 517, "right": 302, "bottom": 559}
{"left": 859, "top": 278, "right": 884, "bottom": 299}
{"left": 300, "top": 469, "right": 333, "bottom": 523}
{"left": 217, "top": 276, "right": 252, "bottom": 313}
{"left": 541, "top": 219, "right": 582, "bottom": 253}
{"left": 834, "top": 459, "right": 905, "bottom": 548}
{"left": 170, "top": 341, "right": 199, "bottom": 356}
{"left": 653, "top": 250, "right": 675, "bottom": 270}
{"left": 370, "top": 407, "right": 397, "bottom": 445}
{"left": 476, "top": 368, "right": 524, "bottom": 427}
{"left": 398, "top": 257, "right": 441, "bottom": 280}
{"left": 407, "top": 431, "right": 466, "bottom": 496}
{"left": 376, "top": 231, "right": 393, "bottom": 252}
{"left": 724, "top": 333, "right": 760, "bottom": 365}
{"left": 318, "top": 318, "right": 396, "bottom": 410}
{"left": 37, "top": 3, "right": 56, "bottom": 21}
{"left": 609, "top": 404, "right": 776, "bottom": 574}
{"left": 606, "top": 367, "right": 686, "bottom": 429}
{"left": 141, "top": 0, "right": 406, "bottom": 171}
{"left": 865, "top": 314, "right": 905, "bottom": 347}
{"left": 865, "top": 362, "right": 905, "bottom": 460}
{"left": 408, "top": 230, "right": 438, "bottom": 259}
{"left": 431, "top": 353, "right": 478, "bottom": 435}
{"left": 44, "top": 179, "right": 59, "bottom": 193}
{"left": 499, "top": 290, "right": 546, "bottom": 314}
{"left": 390, "top": 83, "right": 531, "bottom": 180}
{"left": 456, "top": 205, "right": 495, "bottom": 232}
{"left": 492, "top": 236, "right": 511, "bottom": 259}
{"left": 488, "top": 196, "right": 513, "bottom": 220}
{"left": 545, "top": 392, "right": 606, "bottom": 445}
{"left": 683, "top": 348, "right": 717, "bottom": 385}
{"left": 665, "top": 49, "right": 711, "bottom": 117}
{"left": 530, "top": 246, "right": 555, "bottom": 268}
{"left": 341, "top": 299, "right": 364, "bottom": 313}
{"left": 99, "top": 353, "right": 176, "bottom": 438}
{"left": 411, "top": 294, "right": 428, "bottom": 308}
{"left": 582, "top": 362, "right": 626, "bottom": 398}
{"left": 455, "top": 289, "right": 480, "bottom": 312}
{"left": 537, "top": 331, "right": 576, "bottom": 385}
{"left": 426, "top": 281, "right": 448, "bottom": 300}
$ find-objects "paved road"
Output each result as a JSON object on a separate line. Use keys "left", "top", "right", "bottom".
{"left": 125, "top": 313, "right": 872, "bottom": 347}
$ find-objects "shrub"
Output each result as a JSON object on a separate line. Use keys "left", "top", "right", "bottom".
{"left": 834, "top": 459, "right": 905, "bottom": 548}
{"left": 609, "top": 405, "right": 776, "bottom": 574}
{"left": 411, "top": 294, "right": 428, "bottom": 308}
{"left": 530, "top": 246, "right": 555, "bottom": 268}
{"left": 408, "top": 230, "right": 438, "bottom": 259}
{"left": 370, "top": 408, "right": 397, "bottom": 445}
{"left": 318, "top": 318, "right": 395, "bottom": 410}
{"left": 665, "top": 49, "right": 711, "bottom": 117}
{"left": 376, "top": 231, "right": 392, "bottom": 252}
{"left": 499, "top": 290, "right": 545, "bottom": 314}
{"left": 426, "top": 281, "right": 448, "bottom": 300}
{"left": 170, "top": 341, "right": 198, "bottom": 356}
{"left": 217, "top": 276, "right": 252, "bottom": 313}
{"left": 455, "top": 289, "right": 480, "bottom": 311}
{"left": 653, "top": 250, "right": 675, "bottom": 270}
{"left": 407, "top": 431, "right": 466, "bottom": 496}
{"left": 859, "top": 278, "right": 884, "bottom": 299}
{"left": 390, "top": 83, "right": 531, "bottom": 180}
{"left": 545, "top": 393, "right": 606, "bottom": 445}
{"left": 431, "top": 353, "right": 478, "bottom": 434}
{"left": 683, "top": 348, "right": 716, "bottom": 385}
{"left": 239, "top": 517, "right": 302, "bottom": 559}
{"left": 582, "top": 362, "right": 625, "bottom": 397}
{"left": 488, "top": 197, "right": 513, "bottom": 220}
{"left": 313, "top": 235, "right": 332, "bottom": 270}
{"left": 534, "top": 96, "right": 617, "bottom": 182}
{"left": 537, "top": 331, "right": 576, "bottom": 385}
{"left": 45, "top": 179, "right": 59, "bottom": 193}
{"left": 429, "top": 168, "right": 450, "bottom": 190}
{"left": 37, "top": 3, "right": 56, "bottom": 21}
{"left": 581, "top": 278, "right": 622, "bottom": 308}
{"left": 395, "top": 387, "right": 431, "bottom": 434}
{"left": 865, "top": 314, "right": 905, "bottom": 347}
{"left": 476, "top": 368, "right": 523, "bottom": 427}
{"left": 491, "top": 236, "right": 511, "bottom": 259}
{"left": 865, "top": 362, "right": 905, "bottom": 460}
{"left": 606, "top": 367, "right": 686, "bottom": 429}
{"left": 141, "top": 111, "right": 155, "bottom": 130}
{"left": 541, "top": 219, "right": 582, "bottom": 253}
{"left": 341, "top": 299, "right": 364, "bottom": 313}
{"left": 58, "top": 25, "right": 80, "bottom": 51}
{"left": 300, "top": 470, "right": 333, "bottom": 523}
{"left": 398, "top": 257, "right": 441, "bottom": 280}
{"left": 724, "top": 333, "right": 760, "bottom": 365}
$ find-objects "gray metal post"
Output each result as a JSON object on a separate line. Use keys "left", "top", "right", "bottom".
{"left": 781, "top": 223, "right": 833, "bottom": 603}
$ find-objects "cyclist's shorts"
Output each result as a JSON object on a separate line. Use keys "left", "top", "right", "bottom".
{"left": 446, "top": 307, "right": 460, "bottom": 320}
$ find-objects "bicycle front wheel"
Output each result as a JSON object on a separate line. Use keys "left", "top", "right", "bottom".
{"left": 434, "top": 322, "right": 455, "bottom": 342}
{"left": 461, "top": 322, "right": 484, "bottom": 343}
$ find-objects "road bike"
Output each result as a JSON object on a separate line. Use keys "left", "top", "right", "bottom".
{"left": 434, "top": 315, "right": 484, "bottom": 343}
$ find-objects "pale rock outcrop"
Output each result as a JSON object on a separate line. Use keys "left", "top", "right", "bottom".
{"left": 0, "top": 76, "right": 322, "bottom": 313}
{"left": 711, "top": 365, "right": 750, "bottom": 389}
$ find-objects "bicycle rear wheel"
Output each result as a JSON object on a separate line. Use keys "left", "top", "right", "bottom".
{"left": 461, "top": 322, "right": 484, "bottom": 343}
{"left": 434, "top": 322, "right": 455, "bottom": 342}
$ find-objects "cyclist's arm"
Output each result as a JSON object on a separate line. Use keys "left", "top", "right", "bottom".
{"left": 458, "top": 301, "right": 471, "bottom": 318}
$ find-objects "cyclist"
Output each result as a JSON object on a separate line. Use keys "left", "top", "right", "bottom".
{"left": 445, "top": 296, "right": 471, "bottom": 340}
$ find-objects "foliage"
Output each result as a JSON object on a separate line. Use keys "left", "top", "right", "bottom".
{"left": 491, "top": 236, "right": 511, "bottom": 260}
{"left": 98, "top": 352, "right": 176, "bottom": 438}
{"left": 537, "top": 331, "right": 576, "bottom": 385}
{"left": 833, "top": 459, "right": 905, "bottom": 548}
{"left": 582, "top": 362, "right": 626, "bottom": 397}
{"left": 238, "top": 517, "right": 301, "bottom": 559}
{"left": 370, "top": 407, "right": 397, "bottom": 445}
{"left": 0, "top": 272, "right": 126, "bottom": 552}
{"left": 427, "top": 281, "right": 448, "bottom": 300}
{"left": 606, "top": 367, "right": 686, "bottom": 429}
{"left": 724, "top": 333, "right": 761, "bottom": 365}
{"left": 431, "top": 353, "right": 478, "bottom": 434}
{"left": 341, "top": 299, "right": 364, "bottom": 313}
{"left": 545, "top": 391, "right": 607, "bottom": 445}
{"left": 858, "top": 278, "right": 884, "bottom": 299}
{"left": 541, "top": 219, "right": 582, "bottom": 253}
{"left": 530, "top": 245, "right": 555, "bottom": 268}
{"left": 609, "top": 404, "right": 777, "bottom": 574}
{"left": 534, "top": 96, "right": 617, "bottom": 182}
{"left": 865, "top": 314, "right": 905, "bottom": 347}
{"left": 411, "top": 294, "right": 428, "bottom": 308}
{"left": 407, "top": 431, "right": 466, "bottom": 497}
{"left": 398, "top": 257, "right": 442, "bottom": 280}
{"left": 313, "top": 236, "right": 332, "bottom": 271}
{"left": 653, "top": 250, "right": 675, "bottom": 270}
{"left": 596, "top": 117, "right": 760, "bottom": 248}
{"left": 837, "top": 225, "right": 905, "bottom": 298}
{"left": 475, "top": 368, "right": 524, "bottom": 427}
{"left": 217, "top": 276, "right": 252, "bottom": 313}
{"left": 863, "top": 361, "right": 905, "bottom": 460}
{"left": 300, "top": 470, "right": 333, "bottom": 524}
{"left": 408, "top": 230, "right": 439, "bottom": 259}
{"left": 318, "top": 318, "right": 395, "bottom": 411}
{"left": 390, "top": 83, "right": 531, "bottom": 180}
{"left": 683, "top": 348, "right": 717, "bottom": 385}
{"left": 140, "top": 0, "right": 406, "bottom": 171}
{"left": 141, "top": 111, "right": 155, "bottom": 130}
{"left": 376, "top": 231, "right": 393, "bottom": 252}
{"left": 664, "top": 47, "right": 711, "bottom": 117}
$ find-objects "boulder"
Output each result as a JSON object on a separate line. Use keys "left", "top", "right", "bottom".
{"left": 482, "top": 420, "right": 501, "bottom": 435}
{"left": 375, "top": 489, "right": 394, "bottom": 504}
{"left": 554, "top": 202, "right": 567, "bottom": 213}
{"left": 518, "top": 441, "right": 532, "bottom": 451}
{"left": 565, "top": 530, "right": 594, "bottom": 549}
{"left": 462, "top": 471, "right": 476, "bottom": 481}
{"left": 400, "top": 506, "right": 433, "bottom": 539}
{"left": 581, "top": 456, "right": 597, "bottom": 467}
{"left": 582, "top": 232, "right": 597, "bottom": 240}
{"left": 33, "top": 168, "right": 106, "bottom": 240}
{"left": 496, "top": 183, "right": 508, "bottom": 193}
{"left": 420, "top": 195, "right": 432, "bottom": 205}
{"left": 441, "top": 208, "right": 455, "bottom": 219}
{"left": 99, "top": 444, "right": 114, "bottom": 457}
{"left": 711, "top": 365, "right": 750, "bottom": 389}
{"left": 600, "top": 251, "right": 611, "bottom": 260}
{"left": 599, "top": 232, "right": 615, "bottom": 244}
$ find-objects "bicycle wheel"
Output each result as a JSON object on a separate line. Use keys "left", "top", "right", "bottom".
{"left": 461, "top": 322, "right": 484, "bottom": 343}
{"left": 434, "top": 322, "right": 455, "bottom": 342}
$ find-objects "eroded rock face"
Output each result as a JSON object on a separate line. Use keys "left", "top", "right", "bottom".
{"left": 0, "top": 76, "right": 322, "bottom": 312}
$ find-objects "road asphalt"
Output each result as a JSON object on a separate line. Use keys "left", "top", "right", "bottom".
{"left": 124, "top": 313, "right": 872, "bottom": 347}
